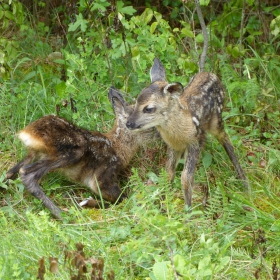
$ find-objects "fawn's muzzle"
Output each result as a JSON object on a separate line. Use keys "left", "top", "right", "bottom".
{"left": 126, "top": 121, "right": 140, "bottom": 130}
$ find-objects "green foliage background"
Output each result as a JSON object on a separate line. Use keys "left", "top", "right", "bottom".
{"left": 0, "top": 0, "right": 280, "bottom": 279}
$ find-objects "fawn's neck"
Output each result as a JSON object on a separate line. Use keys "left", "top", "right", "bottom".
{"left": 105, "top": 125, "right": 138, "bottom": 168}
{"left": 156, "top": 100, "right": 197, "bottom": 152}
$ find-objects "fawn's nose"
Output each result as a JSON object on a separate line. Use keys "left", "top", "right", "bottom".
{"left": 126, "top": 121, "right": 134, "bottom": 129}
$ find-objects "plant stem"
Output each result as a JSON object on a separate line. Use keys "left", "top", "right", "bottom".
{"left": 240, "top": 0, "right": 246, "bottom": 74}
{"left": 195, "top": 0, "right": 208, "bottom": 72}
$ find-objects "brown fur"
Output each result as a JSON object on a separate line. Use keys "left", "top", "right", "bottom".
{"left": 126, "top": 58, "right": 249, "bottom": 208}
{"left": 6, "top": 87, "right": 156, "bottom": 219}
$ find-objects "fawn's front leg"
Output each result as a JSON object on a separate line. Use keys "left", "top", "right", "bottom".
{"left": 166, "top": 148, "right": 183, "bottom": 182}
{"left": 181, "top": 143, "right": 202, "bottom": 208}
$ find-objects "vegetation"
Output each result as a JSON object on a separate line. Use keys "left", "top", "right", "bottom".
{"left": 0, "top": 0, "right": 279, "bottom": 279}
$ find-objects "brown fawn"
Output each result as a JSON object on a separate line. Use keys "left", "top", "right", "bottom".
{"left": 6, "top": 87, "right": 155, "bottom": 219}
{"left": 126, "top": 58, "right": 249, "bottom": 209}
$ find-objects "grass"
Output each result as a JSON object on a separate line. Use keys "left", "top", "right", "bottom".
{"left": 1, "top": 71, "right": 280, "bottom": 279}
{"left": 0, "top": 11, "right": 280, "bottom": 280}
{"left": 1, "top": 132, "right": 279, "bottom": 279}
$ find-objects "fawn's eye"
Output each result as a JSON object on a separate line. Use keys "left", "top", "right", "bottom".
{"left": 143, "top": 106, "right": 155, "bottom": 113}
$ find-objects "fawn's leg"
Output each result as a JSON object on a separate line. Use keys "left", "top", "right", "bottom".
{"left": 21, "top": 170, "right": 62, "bottom": 219}
{"left": 20, "top": 150, "right": 84, "bottom": 219}
{"left": 6, "top": 152, "right": 35, "bottom": 180}
{"left": 166, "top": 148, "right": 183, "bottom": 182}
{"left": 181, "top": 141, "right": 203, "bottom": 208}
{"left": 217, "top": 131, "right": 249, "bottom": 190}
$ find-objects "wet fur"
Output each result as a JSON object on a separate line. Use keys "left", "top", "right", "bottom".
{"left": 6, "top": 88, "right": 155, "bottom": 219}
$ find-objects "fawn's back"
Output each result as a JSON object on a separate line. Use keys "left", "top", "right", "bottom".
{"left": 19, "top": 115, "right": 122, "bottom": 189}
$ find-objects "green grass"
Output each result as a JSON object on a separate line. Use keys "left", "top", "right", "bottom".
{"left": 1, "top": 163, "right": 279, "bottom": 279}
{"left": 1, "top": 4, "right": 280, "bottom": 279}
{"left": 1, "top": 66, "right": 280, "bottom": 279}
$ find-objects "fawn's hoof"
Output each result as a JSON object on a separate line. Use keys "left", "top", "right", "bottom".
{"left": 79, "top": 197, "right": 100, "bottom": 208}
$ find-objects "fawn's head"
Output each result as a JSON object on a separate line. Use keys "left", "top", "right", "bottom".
{"left": 108, "top": 87, "right": 134, "bottom": 130}
{"left": 108, "top": 86, "right": 156, "bottom": 142}
{"left": 126, "top": 58, "right": 184, "bottom": 131}
{"left": 108, "top": 87, "right": 158, "bottom": 166}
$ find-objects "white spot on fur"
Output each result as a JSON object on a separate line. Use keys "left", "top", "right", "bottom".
{"left": 90, "top": 135, "right": 111, "bottom": 146}
{"left": 111, "top": 155, "right": 118, "bottom": 162}
{"left": 192, "top": 117, "right": 200, "bottom": 126}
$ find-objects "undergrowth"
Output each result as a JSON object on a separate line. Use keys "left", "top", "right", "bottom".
{"left": 0, "top": 0, "right": 279, "bottom": 279}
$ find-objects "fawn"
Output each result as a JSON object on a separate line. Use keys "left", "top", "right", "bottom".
{"left": 6, "top": 87, "right": 155, "bottom": 219}
{"left": 126, "top": 58, "right": 249, "bottom": 209}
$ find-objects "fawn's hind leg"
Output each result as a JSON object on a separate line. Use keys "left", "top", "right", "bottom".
{"left": 6, "top": 152, "right": 35, "bottom": 180}
{"left": 20, "top": 150, "right": 84, "bottom": 219}
{"left": 217, "top": 131, "right": 249, "bottom": 190}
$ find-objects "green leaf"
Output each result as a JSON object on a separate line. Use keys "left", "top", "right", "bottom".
{"left": 131, "top": 46, "right": 140, "bottom": 58}
{"left": 174, "top": 254, "right": 188, "bottom": 276}
{"left": 13, "top": 57, "right": 31, "bottom": 73}
{"left": 150, "top": 22, "right": 158, "bottom": 34}
{"left": 90, "top": 0, "right": 110, "bottom": 12}
{"left": 0, "top": 52, "right": 4, "bottom": 64}
{"left": 154, "top": 11, "right": 162, "bottom": 22}
{"left": 147, "top": 172, "right": 159, "bottom": 183}
{"left": 200, "top": 0, "right": 211, "bottom": 6}
{"left": 116, "top": 1, "right": 136, "bottom": 15}
{"left": 181, "top": 27, "right": 194, "bottom": 38}
{"left": 200, "top": 233, "right": 206, "bottom": 243}
{"left": 68, "top": 13, "right": 87, "bottom": 32}
{"left": 217, "top": 256, "right": 230, "bottom": 271}
{"left": 214, "top": 256, "right": 231, "bottom": 273}
{"left": 231, "top": 46, "right": 241, "bottom": 58}
{"left": 4, "top": 11, "right": 14, "bottom": 20}
{"left": 21, "top": 70, "right": 36, "bottom": 82}
{"left": 195, "top": 33, "right": 204, "bottom": 43}
{"left": 198, "top": 254, "right": 211, "bottom": 270}
{"left": 152, "top": 261, "right": 170, "bottom": 280}
{"left": 202, "top": 152, "right": 212, "bottom": 169}
{"left": 140, "top": 8, "right": 154, "bottom": 25}
{"left": 270, "top": 15, "right": 280, "bottom": 36}
{"left": 55, "top": 82, "right": 67, "bottom": 98}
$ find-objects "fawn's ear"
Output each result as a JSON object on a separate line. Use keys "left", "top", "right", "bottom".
{"left": 163, "top": 82, "right": 184, "bottom": 96}
{"left": 108, "top": 87, "right": 128, "bottom": 116}
{"left": 150, "top": 58, "right": 166, "bottom": 83}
